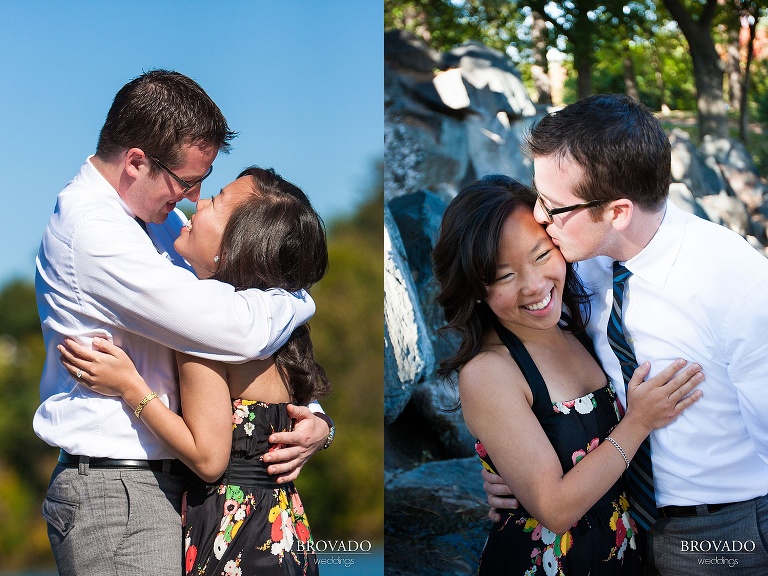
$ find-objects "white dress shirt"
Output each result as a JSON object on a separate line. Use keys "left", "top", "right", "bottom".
{"left": 577, "top": 201, "right": 768, "bottom": 507}
{"left": 34, "top": 157, "right": 316, "bottom": 459}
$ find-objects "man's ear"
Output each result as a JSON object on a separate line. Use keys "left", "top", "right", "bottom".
{"left": 606, "top": 199, "right": 633, "bottom": 231}
{"left": 124, "top": 148, "right": 147, "bottom": 179}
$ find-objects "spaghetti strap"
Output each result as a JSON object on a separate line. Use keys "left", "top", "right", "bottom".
{"left": 492, "top": 319, "right": 553, "bottom": 416}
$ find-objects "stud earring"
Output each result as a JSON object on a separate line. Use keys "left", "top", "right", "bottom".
{"left": 213, "top": 255, "right": 220, "bottom": 263}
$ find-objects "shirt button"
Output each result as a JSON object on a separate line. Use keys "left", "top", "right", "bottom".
{"left": 627, "top": 337, "right": 635, "bottom": 344}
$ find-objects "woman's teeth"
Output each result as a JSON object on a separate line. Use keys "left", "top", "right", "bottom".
{"left": 523, "top": 290, "right": 552, "bottom": 311}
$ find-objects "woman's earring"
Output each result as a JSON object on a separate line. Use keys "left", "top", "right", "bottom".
{"left": 213, "top": 255, "right": 220, "bottom": 263}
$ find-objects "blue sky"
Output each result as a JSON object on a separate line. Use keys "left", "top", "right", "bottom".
{"left": 0, "top": 1, "right": 382, "bottom": 287}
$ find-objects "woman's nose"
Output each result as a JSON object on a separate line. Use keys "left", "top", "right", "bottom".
{"left": 521, "top": 271, "right": 546, "bottom": 295}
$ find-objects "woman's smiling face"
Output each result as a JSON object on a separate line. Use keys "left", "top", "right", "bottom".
{"left": 174, "top": 175, "right": 254, "bottom": 279}
{"left": 483, "top": 206, "right": 566, "bottom": 336}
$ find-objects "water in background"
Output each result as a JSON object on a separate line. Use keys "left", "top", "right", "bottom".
{"left": 0, "top": 548, "right": 384, "bottom": 576}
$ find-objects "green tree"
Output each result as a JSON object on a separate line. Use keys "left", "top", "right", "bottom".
{"left": 294, "top": 164, "right": 385, "bottom": 542}
{"left": 0, "top": 280, "right": 56, "bottom": 568}
{"left": 385, "top": 0, "right": 519, "bottom": 53}
{"left": 661, "top": 0, "right": 729, "bottom": 137}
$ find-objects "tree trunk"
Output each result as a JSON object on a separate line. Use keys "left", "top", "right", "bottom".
{"left": 531, "top": 10, "right": 552, "bottom": 105}
{"left": 623, "top": 49, "right": 640, "bottom": 102}
{"left": 691, "top": 49, "right": 728, "bottom": 139}
{"left": 726, "top": 25, "right": 742, "bottom": 113}
{"left": 650, "top": 40, "right": 669, "bottom": 113}
{"left": 662, "top": 0, "right": 729, "bottom": 138}
{"left": 739, "top": 14, "right": 757, "bottom": 142}
{"left": 571, "top": 13, "right": 593, "bottom": 99}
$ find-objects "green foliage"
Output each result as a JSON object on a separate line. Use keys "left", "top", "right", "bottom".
{"left": 0, "top": 282, "right": 57, "bottom": 568}
{"left": 746, "top": 63, "right": 768, "bottom": 173}
{"left": 589, "top": 29, "right": 697, "bottom": 111}
{"left": 294, "top": 163, "right": 384, "bottom": 542}
{"left": 0, "top": 280, "right": 41, "bottom": 340}
{"left": 753, "top": 63, "right": 768, "bottom": 124}
{"left": 385, "top": 0, "right": 521, "bottom": 53}
{"left": 0, "top": 164, "right": 385, "bottom": 568}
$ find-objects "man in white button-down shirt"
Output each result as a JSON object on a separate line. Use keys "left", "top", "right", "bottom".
{"left": 35, "top": 70, "right": 331, "bottom": 576}
{"left": 483, "top": 94, "right": 768, "bottom": 575}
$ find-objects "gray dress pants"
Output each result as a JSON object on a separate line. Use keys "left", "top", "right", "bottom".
{"left": 43, "top": 462, "right": 189, "bottom": 576}
{"left": 647, "top": 495, "right": 768, "bottom": 575}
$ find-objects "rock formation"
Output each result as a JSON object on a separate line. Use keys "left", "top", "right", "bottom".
{"left": 384, "top": 29, "right": 768, "bottom": 575}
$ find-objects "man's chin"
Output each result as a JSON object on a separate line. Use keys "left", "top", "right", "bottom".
{"left": 145, "top": 213, "right": 171, "bottom": 225}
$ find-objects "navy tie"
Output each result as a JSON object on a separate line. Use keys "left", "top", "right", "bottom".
{"left": 607, "top": 261, "right": 658, "bottom": 530}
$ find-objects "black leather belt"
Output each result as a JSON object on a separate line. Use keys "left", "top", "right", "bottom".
{"left": 658, "top": 502, "right": 738, "bottom": 518}
{"left": 58, "top": 450, "right": 188, "bottom": 474}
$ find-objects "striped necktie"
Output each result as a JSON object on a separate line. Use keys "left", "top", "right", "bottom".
{"left": 608, "top": 261, "right": 658, "bottom": 530}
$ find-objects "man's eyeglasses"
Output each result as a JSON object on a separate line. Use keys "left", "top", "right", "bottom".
{"left": 535, "top": 189, "right": 611, "bottom": 224}
{"left": 149, "top": 155, "right": 213, "bottom": 196}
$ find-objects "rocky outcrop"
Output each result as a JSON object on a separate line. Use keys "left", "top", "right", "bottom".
{"left": 385, "top": 457, "right": 489, "bottom": 576}
{"left": 669, "top": 129, "right": 768, "bottom": 245}
{"left": 384, "top": 30, "right": 768, "bottom": 575}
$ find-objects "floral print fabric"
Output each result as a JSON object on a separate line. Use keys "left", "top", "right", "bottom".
{"left": 476, "top": 321, "right": 641, "bottom": 575}
{"left": 183, "top": 401, "right": 318, "bottom": 576}
{"left": 475, "top": 384, "right": 639, "bottom": 575}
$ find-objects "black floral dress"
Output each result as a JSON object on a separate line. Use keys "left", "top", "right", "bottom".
{"left": 476, "top": 322, "right": 641, "bottom": 576}
{"left": 183, "top": 400, "right": 318, "bottom": 576}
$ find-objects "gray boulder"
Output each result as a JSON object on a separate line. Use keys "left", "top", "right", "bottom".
{"left": 384, "top": 205, "right": 435, "bottom": 425}
{"left": 699, "top": 191, "right": 751, "bottom": 238}
{"left": 409, "top": 377, "right": 476, "bottom": 458}
{"left": 388, "top": 190, "right": 453, "bottom": 358}
{"left": 668, "top": 182, "right": 711, "bottom": 220}
{"left": 384, "top": 29, "right": 442, "bottom": 74}
{"left": 465, "top": 113, "right": 536, "bottom": 188}
{"left": 443, "top": 41, "right": 537, "bottom": 118}
{"left": 385, "top": 457, "right": 488, "bottom": 576}
{"left": 669, "top": 128, "right": 725, "bottom": 197}
{"left": 384, "top": 110, "right": 469, "bottom": 201}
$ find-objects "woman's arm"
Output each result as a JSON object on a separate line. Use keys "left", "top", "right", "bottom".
{"left": 460, "top": 353, "right": 702, "bottom": 534}
{"left": 58, "top": 338, "right": 233, "bottom": 482}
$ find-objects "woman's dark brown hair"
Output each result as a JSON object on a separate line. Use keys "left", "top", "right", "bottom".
{"left": 432, "top": 175, "right": 591, "bottom": 379}
{"left": 212, "top": 167, "right": 330, "bottom": 404}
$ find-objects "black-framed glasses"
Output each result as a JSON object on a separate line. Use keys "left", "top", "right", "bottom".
{"left": 535, "top": 189, "right": 611, "bottom": 224}
{"left": 148, "top": 155, "right": 213, "bottom": 196}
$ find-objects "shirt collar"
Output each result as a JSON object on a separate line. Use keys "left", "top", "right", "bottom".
{"left": 625, "top": 200, "right": 684, "bottom": 288}
{"left": 82, "top": 155, "right": 137, "bottom": 219}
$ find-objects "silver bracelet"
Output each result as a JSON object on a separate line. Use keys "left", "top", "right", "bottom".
{"left": 606, "top": 436, "right": 630, "bottom": 470}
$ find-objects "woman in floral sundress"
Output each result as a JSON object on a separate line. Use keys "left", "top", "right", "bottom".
{"left": 431, "top": 176, "right": 703, "bottom": 575}
{"left": 60, "top": 167, "right": 330, "bottom": 576}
